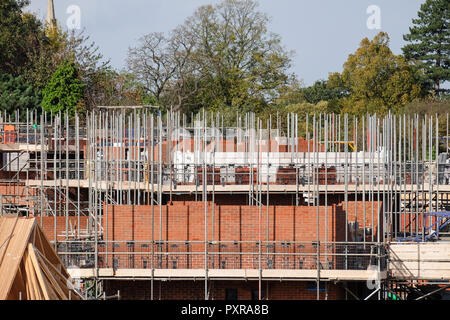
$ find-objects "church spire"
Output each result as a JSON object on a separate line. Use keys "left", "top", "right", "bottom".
{"left": 46, "top": 0, "right": 56, "bottom": 29}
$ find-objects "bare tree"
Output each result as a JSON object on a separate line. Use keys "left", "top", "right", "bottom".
{"left": 127, "top": 0, "right": 293, "bottom": 113}
{"left": 126, "top": 32, "right": 179, "bottom": 103}
{"left": 162, "top": 26, "right": 205, "bottom": 111}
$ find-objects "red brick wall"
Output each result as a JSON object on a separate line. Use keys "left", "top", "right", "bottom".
{"left": 104, "top": 202, "right": 382, "bottom": 244}
{"left": 39, "top": 216, "right": 89, "bottom": 241}
{"left": 0, "top": 182, "right": 35, "bottom": 205}
{"left": 104, "top": 280, "right": 344, "bottom": 300}
{"left": 102, "top": 201, "right": 381, "bottom": 269}
{"left": 170, "top": 194, "right": 303, "bottom": 206}
{"left": 397, "top": 212, "right": 432, "bottom": 238}
{"left": 343, "top": 201, "right": 382, "bottom": 241}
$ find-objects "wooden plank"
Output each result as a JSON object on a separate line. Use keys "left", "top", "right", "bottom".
{"left": 26, "top": 179, "right": 450, "bottom": 193}
{"left": 390, "top": 252, "right": 420, "bottom": 260}
{"left": 7, "top": 263, "right": 26, "bottom": 300}
{"left": 0, "top": 217, "right": 18, "bottom": 267}
{"left": 106, "top": 268, "right": 387, "bottom": 281}
{"left": 24, "top": 250, "right": 40, "bottom": 300}
{"left": 35, "top": 249, "right": 68, "bottom": 300}
{"left": 35, "top": 249, "right": 71, "bottom": 287}
{"left": 0, "top": 218, "right": 35, "bottom": 299}
{"left": 31, "top": 224, "right": 80, "bottom": 299}
{"left": 390, "top": 243, "right": 450, "bottom": 252}
{"left": 22, "top": 259, "right": 32, "bottom": 300}
{"left": 34, "top": 249, "right": 82, "bottom": 300}
{"left": 0, "top": 217, "right": 18, "bottom": 299}
{"left": 34, "top": 226, "right": 47, "bottom": 260}
{"left": 28, "top": 244, "right": 51, "bottom": 300}
{"left": 391, "top": 270, "right": 450, "bottom": 280}
{"left": 390, "top": 243, "right": 450, "bottom": 264}
{"left": 390, "top": 261, "right": 450, "bottom": 270}
{"left": 34, "top": 224, "right": 66, "bottom": 275}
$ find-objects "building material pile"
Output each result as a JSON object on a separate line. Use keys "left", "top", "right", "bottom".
{"left": 0, "top": 216, "right": 83, "bottom": 300}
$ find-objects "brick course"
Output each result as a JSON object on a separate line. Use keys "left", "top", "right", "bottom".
{"left": 104, "top": 280, "right": 344, "bottom": 300}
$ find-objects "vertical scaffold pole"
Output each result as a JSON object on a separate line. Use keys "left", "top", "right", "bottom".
{"left": 203, "top": 109, "right": 208, "bottom": 300}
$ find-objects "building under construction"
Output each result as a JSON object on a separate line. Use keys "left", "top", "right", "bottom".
{"left": 0, "top": 108, "right": 449, "bottom": 300}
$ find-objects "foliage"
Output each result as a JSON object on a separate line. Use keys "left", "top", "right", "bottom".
{"left": 88, "top": 70, "right": 159, "bottom": 107}
{"left": 127, "top": 0, "right": 293, "bottom": 115}
{"left": 402, "top": 0, "right": 450, "bottom": 94}
{"left": 25, "top": 27, "right": 112, "bottom": 110}
{"left": 0, "top": 0, "right": 45, "bottom": 75}
{"left": 300, "top": 80, "right": 348, "bottom": 105}
{"left": 0, "top": 0, "right": 447, "bottom": 121}
{"left": 41, "top": 60, "right": 85, "bottom": 115}
{"left": 21, "top": 22, "right": 67, "bottom": 91}
{"left": 63, "top": 30, "right": 112, "bottom": 109}
{"left": 1, "top": 1, "right": 112, "bottom": 116}
{"left": 328, "top": 32, "right": 422, "bottom": 116}
{"left": 0, "top": 72, "right": 41, "bottom": 119}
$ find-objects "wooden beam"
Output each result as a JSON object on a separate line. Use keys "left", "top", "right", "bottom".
{"left": 24, "top": 251, "right": 40, "bottom": 300}
{"left": 35, "top": 248, "right": 68, "bottom": 300}
{"left": 34, "top": 249, "right": 82, "bottom": 300}
{"left": 28, "top": 244, "right": 51, "bottom": 300}
{"left": 35, "top": 249, "right": 71, "bottom": 286}
{"left": 0, "top": 219, "right": 35, "bottom": 299}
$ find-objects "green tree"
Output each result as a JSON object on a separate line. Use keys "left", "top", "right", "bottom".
{"left": 0, "top": 0, "right": 45, "bottom": 75}
{"left": 63, "top": 30, "right": 111, "bottom": 109}
{"left": 24, "top": 28, "right": 112, "bottom": 110}
{"left": 329, "top": 32, "right": 422, "bottom": 116}
{"left": 89, "top": 70, "right": 159, "bottom": 107}
{"left": 0, "top": 1, "right": 113, "bottom": 115}
{"left": 402, "top": 0, "right": 450, "bottom": 94}
{"left": 41, "top": 60, "right": 85, "bottom": 115}
{"left": 21, "top": 23, "right": 67, "bottom": 92}
{"left": 300, "top": 80, "right": 348, "bottom": 105}
{"left": 0, "top": 72, "right": 41, "bottom": 119}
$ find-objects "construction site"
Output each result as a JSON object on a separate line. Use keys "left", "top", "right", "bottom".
{"left": 0, "top": 108, "right": 450, "bottom": 300}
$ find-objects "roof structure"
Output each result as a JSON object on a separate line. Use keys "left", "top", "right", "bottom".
{"left": 0, "top": 217, "right": 83, "bottom": 300}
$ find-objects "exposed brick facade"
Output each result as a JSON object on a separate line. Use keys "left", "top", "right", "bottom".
{"left": 103, "top": 201, "right": 381, "bottom": 244}
{"left": 98, "top": 200, "right": 381, "bottom": 270}
{"left": 104, "top": 280, "right": 344, "bottom": 300}
{"left": 39, "top": 216, "right": 89, "bottom": 241}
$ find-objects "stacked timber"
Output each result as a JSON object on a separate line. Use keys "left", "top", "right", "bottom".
{"left": 0, "top": 216, "right": 84, "bottom": 300}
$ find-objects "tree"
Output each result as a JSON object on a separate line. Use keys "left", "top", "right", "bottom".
{"left": 41, "top": 60, "right": 85, "bottom": 115}
{"left": 88, "top": 70, "right": 159, "bottom": 107}
{"left": 329, "top": 32, "right": 422, "bottom": 115}
{"left": 21, "top": 23, "right": 67, "bottom": 92}
{"left": 62, "top": 30, "right": 112, "bottom": 109}
{"left": 300, "top": 80, "right": 348, "bottom": 105}
{"left": 0, "top": 72, "right": 41, "bottom": 119}
{"left": 0, "top": 0, "right": 45, "bottom": 75}
{"left": 127, "top": 0, "right": 293, "bottom": 115}
{"left": 23, "top": 26, "right": 112, "bottom": 110}
{"left": 0, "top": 1, "right": 111, "bottom": 116}
{"left": 127, "top": 32, "right": 183, "bottom": 105}
{"left": 402, "top": 0, "right": 450, "bottom": 94}
{"left": 184, "top": 0, "right": 293, "bottom": 114}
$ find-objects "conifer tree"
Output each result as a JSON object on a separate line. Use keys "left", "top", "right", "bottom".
{"left": 402, "top": 0, "right": 450, "bottom": 94}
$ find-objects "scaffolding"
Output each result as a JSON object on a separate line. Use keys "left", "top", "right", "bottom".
{"left": 0, "top": 109, "right": 449, "bottom": 300}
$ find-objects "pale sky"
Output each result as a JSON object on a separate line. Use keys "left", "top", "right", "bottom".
{"left": 25, "top": 0, "right": 426, "bottom": 87}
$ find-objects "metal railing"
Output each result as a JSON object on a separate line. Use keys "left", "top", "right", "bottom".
{"left": 55, "top": 240, "right": 386, "bottom": 272}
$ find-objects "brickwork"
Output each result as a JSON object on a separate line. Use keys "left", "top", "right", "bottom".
{"left": 101, "top": 200, "right": 382, "bottom": 270}
{"left": 104, "top": 201, "right": 381, "bottom": 243}
{"left": 39, "top": 216, "right": 89, "bottom": 241}
{"left": 169, "top": 194, "right": 303, "bottom": 206}
{"left": 0, "top": 182, "right": 36, "bottom": 206}
{"left": 104, "top": 280, "right": 344, "bottom": 300}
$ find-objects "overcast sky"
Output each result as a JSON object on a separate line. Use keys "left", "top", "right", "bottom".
{"left": 25, "top": 0, "right": 425, "bottom": 86}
